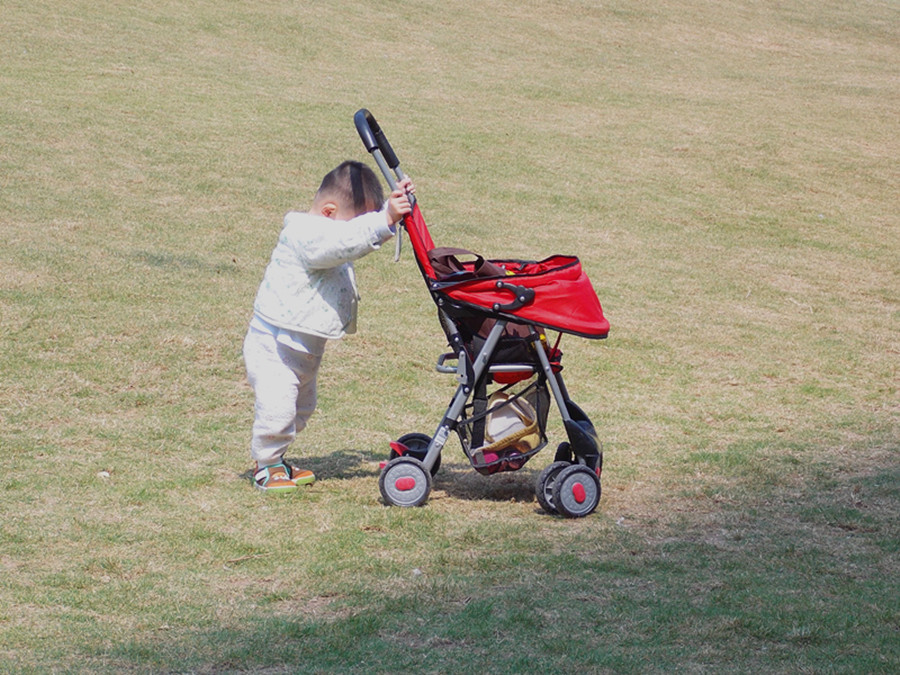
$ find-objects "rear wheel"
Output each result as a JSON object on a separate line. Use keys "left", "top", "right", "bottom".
{"left": 535, "top": 461, "right": 571, "bottom": 514}
{"left": 379, "top": 457, "right": 432, "bottom": 508}
{"left": 390, "top": 432, "right": 441, "bottom": 476}
{"left": 552, "top": 465, "right": 601, "bottom": 518}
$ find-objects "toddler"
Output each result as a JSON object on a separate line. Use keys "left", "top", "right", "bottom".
{"left": 243, "top": 160, "right": 414, "bottom": 492}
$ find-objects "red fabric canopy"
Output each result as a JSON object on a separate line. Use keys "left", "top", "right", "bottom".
{"left": 401, "top": 205, "right": 609, "bottom": 339}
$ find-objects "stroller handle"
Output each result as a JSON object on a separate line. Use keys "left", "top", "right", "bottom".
{"left": 354, "top": 109, "right": 400, "bottom": 170}
{"left": 354, "top": 109, "right": 412, "bottom": 196}
{"left": 354, "top": 109, "right": 414, "bottom": 262}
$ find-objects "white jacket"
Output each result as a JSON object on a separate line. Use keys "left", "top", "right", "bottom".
{"left": 252, "top": 209, "right": 395, "bottom": 339}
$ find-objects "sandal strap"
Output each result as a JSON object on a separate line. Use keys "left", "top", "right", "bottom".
{"left": 255, "top": 462, "right": 289, "bottom": 486}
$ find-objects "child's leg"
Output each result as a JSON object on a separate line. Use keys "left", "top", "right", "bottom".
{"left": 294, "top": 357, "right": 319, "bottom": 437}
{"left": 243, "top": 326, "right": 322, "bottom": 467}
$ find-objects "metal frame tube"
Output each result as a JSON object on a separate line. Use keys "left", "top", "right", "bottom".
{"left": 419, "top": 320, "right": 508, "bottom": 471}
{"left": 531, "top": 327, "right": 572, "bottom": 424}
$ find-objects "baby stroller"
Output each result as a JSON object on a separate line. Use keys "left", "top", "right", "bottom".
{"left": 355, "top": 110, "right": 610, "bottom": 518}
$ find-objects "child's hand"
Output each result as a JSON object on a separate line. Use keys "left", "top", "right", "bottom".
{"left": 385, "top": 178, "right": 415, "bottom": 226}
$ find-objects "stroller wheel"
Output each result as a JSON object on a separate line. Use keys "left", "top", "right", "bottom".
{"left": 552, "top": 465, "right": 601, "bottom": 518}
{"left": 379, "top": 457, "right": 432, "bottom": 508}
{"left": 392, "top": 432, "right": 441, "bottom": 477}
{"left": 535, "top": 461, "right": 571, "bottom": 514}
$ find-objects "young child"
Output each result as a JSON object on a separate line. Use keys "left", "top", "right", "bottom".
{"left": 243, "top": 160, "right": 414, "bottom": 492}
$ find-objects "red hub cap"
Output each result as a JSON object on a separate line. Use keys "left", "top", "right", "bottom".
{"left": 572, "top": 482, "right": 587, "bottom": 504}
{"left": 395, "top": 477, "right": 417, "bottom": 492}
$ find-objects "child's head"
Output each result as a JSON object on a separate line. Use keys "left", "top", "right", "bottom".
{"left": 312, "top": 161, "right": 384, "bottom": 220}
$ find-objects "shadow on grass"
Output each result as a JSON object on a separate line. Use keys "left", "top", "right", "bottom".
{"left": 327, "top": 445, "right": 540, "bottom": 505}
{"left": 239, "top": 446, "right": 544, "bottom": 508}
{"left": 102, "top": 467, "right": 897, "bottom": 674}
{"left": 432, "top": 462, "right": 540, "bottom": 505}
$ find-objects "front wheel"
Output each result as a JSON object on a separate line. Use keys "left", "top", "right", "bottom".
{"left": 379, "top": 457, "right": 432, "bottom": 508}
{"left": 552, "top": 465, "right": 601, "bottom": 518}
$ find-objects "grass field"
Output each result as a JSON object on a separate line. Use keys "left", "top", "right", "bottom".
{"left": 1, "top": 0, "right": 898, "bottom": 672}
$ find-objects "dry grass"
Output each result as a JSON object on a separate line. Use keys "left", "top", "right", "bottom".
{"left": 1, "top": 0, "right": 898, "bottom": 672}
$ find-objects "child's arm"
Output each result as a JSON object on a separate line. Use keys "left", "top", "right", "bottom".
{"left": 288, "top": 213, "right": 391, "bottom": 269}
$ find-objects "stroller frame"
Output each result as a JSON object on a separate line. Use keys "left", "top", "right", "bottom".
{"left": 356, "top": 110, "right": 607, "bottom": 517}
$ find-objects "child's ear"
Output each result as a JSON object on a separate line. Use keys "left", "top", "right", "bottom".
{"left": 319, "top": 201, "right": 338, "bottom": 218}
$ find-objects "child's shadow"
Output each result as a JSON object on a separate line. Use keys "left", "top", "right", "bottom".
{"left": 293, "top": 448, "right": 382, "bottom": 481}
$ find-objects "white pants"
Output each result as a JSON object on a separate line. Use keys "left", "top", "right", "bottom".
{"left": 243, "top": 325, "right": 323, "bottom": 466}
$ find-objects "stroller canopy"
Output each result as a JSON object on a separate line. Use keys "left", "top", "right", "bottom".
{"left": 403, "top": 205, "right": 609, "bottom": 339}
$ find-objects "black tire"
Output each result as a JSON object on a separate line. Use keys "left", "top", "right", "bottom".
{"left": 552, "top": 465, "right": 601, "bottom": 518}
{"left": 535, "top": 461, "right": 571, "bottom": 514}
{"left": 391, "top": 432, "right": 441, "bottom": 477}
{"left": 379, "top": 457, "right": 432, "bottom": 507}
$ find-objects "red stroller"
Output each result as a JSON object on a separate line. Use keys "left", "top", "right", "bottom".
{"left": 356, "top": 110, "right": 610, "bottom": 517}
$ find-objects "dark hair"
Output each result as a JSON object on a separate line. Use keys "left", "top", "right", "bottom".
{"left": 316, "top": 161, "right": 384, "bottom": 216}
